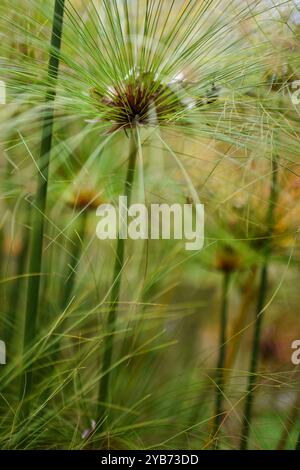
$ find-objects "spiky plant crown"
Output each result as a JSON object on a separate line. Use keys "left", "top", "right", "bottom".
{"left": 89, "top": 67, "right": 221, "bottom": 132}
{"left": 0, "top": 0, "right": 272, "bottom": 145}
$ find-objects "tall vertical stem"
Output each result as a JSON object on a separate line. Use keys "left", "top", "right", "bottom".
{"left": 97, "top": 129, "right": 138, "bottom": 429}
{"left": 240, "top": 141, "right": 279, "bottom": 450}
{"left": 61, "top": 211, "right": 87, "bottom": 310}
{"left": 20, "top": 0, "right": 65, "bottom": 414}
{"left": 213, "top": 270, "right": 230, "bottom": 448}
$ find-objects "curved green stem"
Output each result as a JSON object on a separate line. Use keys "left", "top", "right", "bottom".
{"left": 20, "top": 0, "right": 65, "bottom": 417}
{"left": 97, "top": 129, "right": 138, "bottom": 431}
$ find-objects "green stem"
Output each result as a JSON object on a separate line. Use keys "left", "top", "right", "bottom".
{"left": 97, "top": 130, "right": 138, "bottom": 431}
{"left": 61, "top": 212, "right": 87, "bottom": 309}
{"left": 213, "top": 270, "right": 230, "bottom": 448}
{"left": 240, "top": 145, "right": 279, "bottom": 450}
{"left": 20, "top": 0, "right": 65, "bottom": 415}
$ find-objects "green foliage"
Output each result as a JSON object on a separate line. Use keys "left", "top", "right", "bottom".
{"left": 0, "top": 0, "right": 300, "bottom": 450}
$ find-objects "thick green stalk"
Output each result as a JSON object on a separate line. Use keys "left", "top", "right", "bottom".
{"left": 20, "top": 0, "right": 65, "bottom": 414}
{"left": 213, "top": 270, "right": 230, "bottom": 448}
{"left": 97, "top": 130, "right": 138, "bottom": 430}
{"left": 240, "top": 148, "right": 279, "bottom": 450}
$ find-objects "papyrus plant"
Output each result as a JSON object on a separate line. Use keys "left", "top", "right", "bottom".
{"left": 0, "top": 0, "right": 278, "bottom": 447}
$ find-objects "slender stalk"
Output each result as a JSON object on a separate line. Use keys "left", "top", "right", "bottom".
{"left": 20, "top": 0, "right": 65, "bottom": 415}
{"left": 239, "top": 262, "right": 268, "bottom": 449}
{"left": 97, "top": 130, "right": 138, "bottom": 431}
{"left": 212, "top": 270, "right": 230, "bottom": 448}
{"left": 240, "top": 145, "right": 279, "bottom": 450}
{"left": 224, "top": 266, "right": 257, "bottom": 381}
{"left": 61, "top": 212, "right": 87, "bottom": 309}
